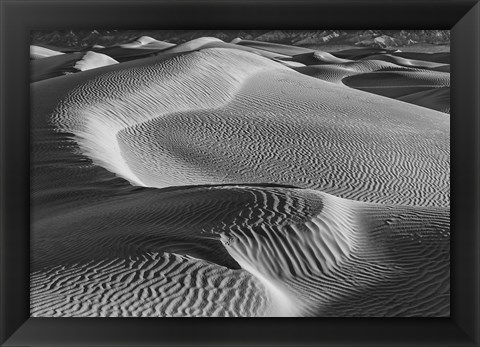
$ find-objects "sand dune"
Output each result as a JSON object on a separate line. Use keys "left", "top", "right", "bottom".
{"left": 31, "top": 52, "right": 85, "bottom": 81}
{"left": 31, "top": 51, "right": 119, "bottom": 81}
{"left": 293, "top": 59, "right": 449, "bottom": 112}
{"left": 361, "top": 54, "right": 446, "bottom": 70}
{"left": 199, "top": 41, "right": 291, "bottom": 59}
{"left": 398, "top": 87, "right": 450, "bottom": 113}
{"left": 89, "top": 46, "right": 165, "bottom": 62}
{"left": 83, "top": 37, "right": 288, "bottom": 65}
{"left": 50, "top": 49, "right": 279, "bottom": 187}
{"left": 31, "top": 252, "right": 267, "bottom": 317}
{"left": 235, "top": 39, "right": 315, "bottom": 56}
{"left": 30, "top": 185, "right": 449, "bottom": 317}
{"left": 391, "top": 51, "right": 450, "bottom": 64}
{"left": 49, "top": 48, "right": 449, "bottom": 206}
{"left": 331, "top": 48, "right": 399, "bottom": 60}
{"left": 30, "top": 36, "right": 450, "bottom": 317}
{"left": 273, "top": 60, "right": 306, "bottom": 68}
{"left": 119, "top": 36, "right": 176, "bottom": 50}
{"left": 342, "top": 70, "right": 449, "bottom": 98}
{"left": 160, "top": 37, "right": 291, "bottom": 60}
{"left": 87, "top": 38, "right": 178, "bottom": 63}
{"left": 284, "top": 51, "right": 351, "bottom": 65}
{"left": 30, "top": 45, "right": 65, "bottom": 59}
{"left": 432, "top": 64, "right": 450, "bottom": 72}
{"left": 164, "top": 37, "right": 225, "bottom": 53}
{"left": 73, "top": 51, "right": 118, "bottom": 71}
{"left": 293, "top": 60, "right": 415, "bottom": 84}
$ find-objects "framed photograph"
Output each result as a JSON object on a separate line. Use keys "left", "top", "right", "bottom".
{"left": 1, "top": 0, "right": 479, "bottom": 346}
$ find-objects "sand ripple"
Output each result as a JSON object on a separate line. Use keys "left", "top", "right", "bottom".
{"left": 30, "top": 185, "right": 449, "bottom": 317}
{"left": 31, "top": 252, "right": 267, "bottom": 317}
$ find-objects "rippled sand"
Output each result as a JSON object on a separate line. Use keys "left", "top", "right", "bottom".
{"left": 30, "top": 37, "right": 450, "bottom": 317}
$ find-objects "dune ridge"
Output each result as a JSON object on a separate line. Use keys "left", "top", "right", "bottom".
{"left": 30, "top": 45, "right": 65, "bottom": 59}
{"left": 361, "top": 54, "right": 446, "bottom": 70}
{"left": 398, "top": 87, "right": 450, "bottom": 113}
{"left": 294, "top": 59, "right": 417, "bottom": 84}
{"left": 120, "top": 36, "right": 176, "bottom": 50}
{"left": 51, "top": 48, "right": 449, "bottom": 206}
{"left": 293, "top": 60, "right": 450, "bottom": 113}
{"left": 51, "top": 48, "right": 282, "bottom": 187}
{"left": 73, "top": 51, "right": 119, "bottom": 71}
{"left": 30, "top": 185, "right": 449, "bottom": 317}
{"left": 32, "top": 37, "right": 451, "bottom": 115}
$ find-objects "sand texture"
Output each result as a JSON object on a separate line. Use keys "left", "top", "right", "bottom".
{"left": 30, "top": 34, "right": 450, "bottom": 317}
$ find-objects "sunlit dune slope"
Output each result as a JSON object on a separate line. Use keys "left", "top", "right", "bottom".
{"left": 30, "top": 45, "right": 65, "bottom": 59}
{"left": 49, "top": 48, "right": 449, "bottom": 206}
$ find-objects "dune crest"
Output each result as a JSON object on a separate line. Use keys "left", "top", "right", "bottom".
{"left": 120, "top": 36, "right": 176, "bottom": 50}
{"left": 51, "top": 48, "right": 282, "bottom": 187}
{"left": 164, "top": 37, "right": 225, "bottom": 53}
{"left": 50, "top": 48, "right": 449, "bottom": 206}
{"left": 398, "top": 87, "right": 450, "bottom": 113}
{"left": 73, "top": 51, "right": 119, "bottom": 71}
{"left": 361, "top": 53, "right": 446, "bottom": 70}
{"left": 219, "top": 188, "right": 357, "bottom": 316}
{"left": 30, "top": 45, "right": 65, "bottom": 59}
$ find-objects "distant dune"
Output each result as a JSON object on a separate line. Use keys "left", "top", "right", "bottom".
{"left": 398, "top": 87, "right": 450, "bottom": 113}
{"left": 30, "top": 45, "right": 65, "bottom": 59}
{"left": 30, "top": 34, "right": 450, "bottom": 317}
{"left": 31, "top": 51, "right": 118, "bottom": 81}
{"left": 236, "top": 39, "right": 315, "bottom": 56}
{"left": 119, "top": 36, "right": 176, "bottom": 50}
{"left": 360, "top": 53, "right": 446, "bottom": 70}
{"left": 73, "top": 51, "right": 118, "bottom": 71}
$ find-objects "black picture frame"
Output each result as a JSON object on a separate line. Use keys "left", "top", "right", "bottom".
{"left": 1, "top": 0, "right": 479, "bottom": 346}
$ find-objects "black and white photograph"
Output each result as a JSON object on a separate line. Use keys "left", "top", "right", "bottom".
{"left": 30, "top": 30, "right": 450, "bottom": 317}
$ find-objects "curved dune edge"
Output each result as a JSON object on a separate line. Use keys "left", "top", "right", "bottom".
{"left": 51, "top": 47, "right": 449, "bottom": 207}
{"left": 120, "top": 36, "right": 176, "bottom": 50}
{"left": 236, "top": 39, "right": 316, "bottom": 56}
{"left": 30, "top": 185, "right": 450, "bottom": 317}
{"left": 31, "top": 52, "right": 85, "bottom": 82}
{"left": 342, "top": 70, "right": 449, "bottom": 89}
{"left": 341, "top": 70, "right": 449, "bottom": 99}
{"left": 51, "top": 48, "right": 283, "bottom": 188}
{"left": 73, "top": 51, "right": 119, "bottom": 71}
{"left": 282, "top": 51, "right": 352, "bottom": 65}
{"left": 30, "top": 45, "right": 65, "bottom": 59}
{"left": 174, "top": 39, "right": 293, "bottom": 59}
{"left": 294, "top": 60, "right": 449, "bottom": 111}
{"left": 32, "top": 38, "right": 450, "bottom": 114}
{"left": 390, "top": 51, "right": 450, "bottom": 64}
{"left": 398, "top": 87, "right": 450, "bottom": 114}
{"left": 164, "top": 37, "right": 224, "bottom": 53}
{"left": 294, "top": 59, "right": 419, "bottom": 84}
{"left": 361, "top": 54, "right": 446, "bottom": 70}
